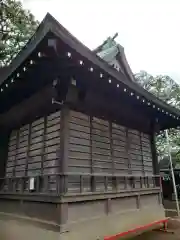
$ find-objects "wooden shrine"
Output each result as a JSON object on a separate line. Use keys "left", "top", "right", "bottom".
{"left": 0, "top": 13, "right": 179, "bottom": 240}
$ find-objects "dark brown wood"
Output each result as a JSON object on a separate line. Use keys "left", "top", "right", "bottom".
{"left": 41, "top": 116, "right": 47, "bottom": 175}
{"left": 0, "top": 13, "right": 179, "bottom": 131}
{"left": 109, "top": 121, "right": 114, "bottom": 174}
{"left": 150, "top": 123, "right": 160, "bottom": 188}
{"left": 25, "top": 123, "right": 31, "bottom": 176}
{"left": 90, "top": 116, "right": 96, "bottom": 192}
{"left": 0, "top": 13, "right": 170, "bottom": 236}
{"left": 13, "top": 131, "right": 19, "bottom": 177}
{"left": 150, "top": 131, "right": 159, "bottom": 176}
{"left": 60, "top": 104, "right": 70, "bottom": 193}
{"left": 139, "top": 132, "right": 145, "bottom": 175}
{"left": 126, "top": 128, "right": 131, "bottom": 175}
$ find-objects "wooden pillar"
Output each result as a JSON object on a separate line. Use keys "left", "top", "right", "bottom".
{"left": 126, "top": 128, "right": 131, "bottom": 175}
{"left": 12, "top": 130, "right": 19, "bottom": 177}
{"left": 59, "top": 104, "right": 70, "bottom": 232}
{"left": 41, "top": 117, "right": 47, "bottom": 175}
{"left": 139, "top": 132, "right": 145, "bottom": 176}
{"left": 25, "top": 123, "right": 32, "bottom": 177}
{"left": 60, "top": 104, "right": 70, "bottom": 194}
{"left": 90, "top": 116, "right": 96, "bottom": 192}
{"left": 150, "top": 122, "right": 160, "bottom": 186}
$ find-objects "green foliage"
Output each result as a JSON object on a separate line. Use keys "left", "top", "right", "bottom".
{"left": 134, "top": 71, "right": 180, "bottom": 165}
{"left": 0, "top": 0, "right": 39, "bottom": 66}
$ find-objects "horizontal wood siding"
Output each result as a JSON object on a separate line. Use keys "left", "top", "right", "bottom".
{"left": 68, "top": 111, "right": 91, "bottom": 192}
{"left": 92, "top": 117, "right": 111, "bottom": 191}
{"left": 29, "top": 118, "right": 44, "bottom": 177}
{"left": 67, "top": 111, "right": 154, "bottom": 192}
{"left": 128, "top": 129, "right": 143, "bottom": 177}
{"left": 112, "top": 123, "right": 128, "bottom": 175}
{"left": 6, "top": 130, "right": 18, "bottom": 177}
{"left": 6, "top": 111, "right": 61, "bottom": 191}
{"left": 5, "top": 108, "right": 154, "bottom": 193}
{"left": 141, "top": 133, "right": 153, "bottom": 188}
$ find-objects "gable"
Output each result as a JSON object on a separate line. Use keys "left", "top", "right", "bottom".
{"left": 95, "top": 34, "right": 134, "bottom": 82}
{"left": 0, "top": 13, "right": 180, "bottom": 130}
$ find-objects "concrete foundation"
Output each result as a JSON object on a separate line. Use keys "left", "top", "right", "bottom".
{"left": 0, "top": 191, "right": 165, "bottom": 240}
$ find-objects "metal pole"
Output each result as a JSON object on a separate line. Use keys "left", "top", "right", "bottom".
{"left": 165, "top": 129, "right": 180, "bottom": 216}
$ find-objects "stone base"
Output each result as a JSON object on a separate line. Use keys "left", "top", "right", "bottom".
{"left": 60, "top": 206, "right": 165, "bottom": 240}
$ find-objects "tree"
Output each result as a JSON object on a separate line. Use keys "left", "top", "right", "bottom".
{"left": 0, "top": 0, "right": 39, "bottom": 66}
{"left": 134, "top": 71, "right": 180, "bottom": 162}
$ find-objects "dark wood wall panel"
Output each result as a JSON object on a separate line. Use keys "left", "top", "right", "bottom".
{"left": 68, "top": 111, "right": 91, "bottom": 173}
{"left": 28, "top": 118, "right": 44, "bottom": 177}
{"left": 68, "top": 111, "right": 91, "bottom": 192}
{"left": 6, "top": 130, "right": 17, "bottom": 177}
{"left": 112, "top": 123, "right": 128, "bottom": 175}
{"left": 141, "top": 133, "right": 153, "bottom": 175}
{"left": 92, "top": 117, "right": 111, "bottom": 191}
{"left": 128, "top": 129, "right": 143, "bottom": 176}
{"left": 6, "top": 111, "right": 61, "bottom": 191}
{"left": 6, "top": 107, "right": 154, "bottom": 193}
{"left": 67, "top": 110, "right": 154, "bottom": 192}
{"left": 92, "top": 117, "right": 111, "bottom": 174}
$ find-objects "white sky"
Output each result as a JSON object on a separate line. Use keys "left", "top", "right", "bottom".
{"left": 22, "top": 0, "right": 180, "bottom": 83}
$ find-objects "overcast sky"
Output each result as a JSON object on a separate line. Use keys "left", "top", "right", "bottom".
{"left": 22, "top": 0, "right": 180, "bottom": 83}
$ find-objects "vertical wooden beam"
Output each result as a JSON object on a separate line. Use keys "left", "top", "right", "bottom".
{"left": 109, "top": 121, "right": 114, "bottom": 174}
{"left": 22, "top": 123, "right": 32, "bottom": 193}
{"left": 41, "top": 116, "right": 47, "bottom": 175}
{"left": 151, "top": 132, "right": 159, "bottom": 175}
{"left": 90, "top": 116, "right": 93, "bottom": 173}
{"left": 59, "top": 105, "right": 70, "bottom": 233}
{"left": 90, "top": 116, "right": 96, "bottom": 192}
{"left": 139, "top": 132, "right": 145, "bottom": 176}
{"left": 60, "top": 104, "right": 70, "bottom": 194}
{"left": 150, "top": 122, "right": 160, "bottom": 188}
{"left": 150, "top": 125, "right": 159, "bottom": 175}
{"left": 110, "top": 121, "right": 116, "bottom": 190}
{"left": 125, "top": 128, "right": 131, "bottom": 176}
{"left": 13, "top": 130, "right": 19, "bottom": 177}
{"left": 25, "top": 123, "right": 31, "bottom": 176}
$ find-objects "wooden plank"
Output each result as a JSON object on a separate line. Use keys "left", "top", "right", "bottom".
{"left": 46, "top": 117, "right": 60, "bottom": 127}
{"left": 69, "top": 144, "right": 90, "bottom": 153}
{"left": 41, "top": 116, "right": 46, "bottom": 175}
{"left": 60, "top": 106, "right": 70, "bottom": 193}
{"left": 70, "top": 116, "right": 90, "bottom": 127}
{"left": 32, "top": 117, "right": 44, "bottom": 127}
{"left": 69, "top": 151, "right": 91, "bottom": 159}
{"left": 46, "top": 124, "right": 60, "bottom": 134}
{"left": 69, "top": 136, "right": 90, "bottom": 146}
{"left": 47, "top": 110, "right": 61, "bottom": 121}
{"left": 70, "top": 110, "right": 89, "bottom": 121}
{"left": 70, "top": 130, "right": 90, "bottom": 140}
{"left": 31, "top": 129, "right": 44, "bottom": 139}
{"left": 68, "top": 111, "right": 91, "bottom": 184}
{"left": 68, "top": 158, "right": 91, "bottom": 167}
{"left": 44, "top": 152, "right": 58, "bottom": 161}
